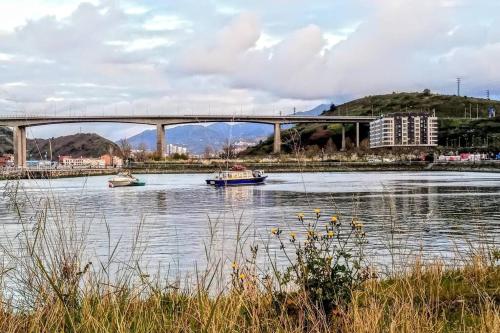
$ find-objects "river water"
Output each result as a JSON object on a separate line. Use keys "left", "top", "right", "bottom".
{"left": 0, "top": 171, "right": 499, "bottom": 275}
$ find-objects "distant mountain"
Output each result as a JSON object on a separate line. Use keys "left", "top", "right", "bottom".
{"left": 125, "top": 105, "right": 330, "bottom": 154}
{"left": 291, "top": 104, "right": 330, "bottom": 116}
{"left": 127, "top": 123, "right": 273, "bottom": 154}
{"left": 27, "top": 133, "right": 121, "bottom": 160}
{"left": 0, "top": 128, "right": 121, "bottom": 160}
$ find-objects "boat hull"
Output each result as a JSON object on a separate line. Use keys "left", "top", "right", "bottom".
{"left": 205, "top": 176, "right": 267, "bottom": 186}
{"left": 108, "top": 180, "right": 145, "bottom": 187}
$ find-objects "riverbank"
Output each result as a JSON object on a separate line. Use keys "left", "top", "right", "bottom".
{"left": 0, "top": 258, "right": 497, "bottom": 332}
{"left": 1, "top": 160, "right": 499, "bottom": 179}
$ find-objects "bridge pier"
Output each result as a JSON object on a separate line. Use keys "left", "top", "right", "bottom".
{"left": 13, "top": 126, "right": 27, "bottom": 168}
{"left": 356, "top": 122, "right": 360, "bottom": 148}
{"left": 156, "top": 124, "right": 166, "bottom": 158}
{"left": 341, "top": 124, "right": 346, "bottom": 151}
{"left": 273, "top": 122, "right": 281, "bottom": 154}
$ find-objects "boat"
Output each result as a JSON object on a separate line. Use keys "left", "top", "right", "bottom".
{"left": 108, "top": 171, "right": 145, "bottom": 187}
{"left": 205, "top": 165, "right": 267, "bottom": 186}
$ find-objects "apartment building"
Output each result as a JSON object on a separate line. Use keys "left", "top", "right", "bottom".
{"left": 370, "top": 112, "right": 438, "bottom": 148}
{"left": 58, "top": 156, "right": 106, "bottom": 167}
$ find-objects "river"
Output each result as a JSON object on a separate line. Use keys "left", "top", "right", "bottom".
{"left": 1, "top": 171, "right": 499, "bottom": 275}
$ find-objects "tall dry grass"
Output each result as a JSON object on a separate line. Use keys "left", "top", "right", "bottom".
{"left": 0, "top": 180, "right": 498, "bottom": 332}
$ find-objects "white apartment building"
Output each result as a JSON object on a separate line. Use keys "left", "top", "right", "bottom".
{"left": 166, "top": 144, "right": 188, "bottom": 155}
{"left": 370, "top": 112, "right": 438, "bottom": 148}
{"left": 59, "top": 156, "right": 106, "bottom": 167}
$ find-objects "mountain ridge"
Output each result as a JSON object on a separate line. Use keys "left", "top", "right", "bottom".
{"left": 125, "top": 104, "right": 330, "bottom": 154}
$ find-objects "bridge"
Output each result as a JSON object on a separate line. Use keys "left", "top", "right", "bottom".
{"left": 0, "top": 114, "right": 376, "bottom": 167}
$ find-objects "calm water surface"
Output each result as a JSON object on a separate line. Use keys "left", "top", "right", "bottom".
{"left": 1, "top": 172, "right": 499, "bottom": 274}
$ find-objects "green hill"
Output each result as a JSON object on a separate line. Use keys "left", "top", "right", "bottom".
{"left": 0, "top": 128, "right": 121, "bottom": 160}
{"left": 241, "top": 91, "right": 500, "bottom": 155}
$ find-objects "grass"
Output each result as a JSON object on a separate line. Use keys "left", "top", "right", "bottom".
{"left": 0, "top": 181, "right": 498, "bottom": 332}
{"left": 0, "top": 256, "right": 497, "bottom": 332}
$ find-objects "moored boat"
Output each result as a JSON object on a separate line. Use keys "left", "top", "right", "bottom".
{"left": 108, "top": 171, "right": 145, "bottom": 187}
{"left": 206, "top": 165, "right": 267, "bottom": 186}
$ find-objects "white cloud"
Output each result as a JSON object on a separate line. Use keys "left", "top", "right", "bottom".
{"left": 1, "top": 0, "right": 499, "bottom": 140}
{"left": 0, "top": 0, "right": 99, "bottom": 32}
{"left": 143, "top": 15, "right": 192, "bottom": 31}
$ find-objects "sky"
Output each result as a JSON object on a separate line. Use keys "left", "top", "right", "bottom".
{"left": 0, "top": 0, "right": 499, "bottom": 140}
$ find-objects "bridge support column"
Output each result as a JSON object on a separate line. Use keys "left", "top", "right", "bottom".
{"left": 341, "top": 124, "right": 346, "bottom": 151}
{"left": 273, "top": 122, "right": 281, "bottom": 154}
{"left": 156, "top": 124, "right": 166, "bottom": 158}
{"left": 356, "top": 122, "right": 360, "bottom": 148}
{"left": 13, "top": 126, "right": 27, "bottom": 168}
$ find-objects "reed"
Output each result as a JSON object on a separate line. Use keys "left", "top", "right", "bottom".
{"left": 0, "top": 180, "right": 498, "bottom": 332}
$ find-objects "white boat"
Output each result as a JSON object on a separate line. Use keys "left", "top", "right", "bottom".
{"left": 108, "top": 172, "right": 145, "bottom": 187}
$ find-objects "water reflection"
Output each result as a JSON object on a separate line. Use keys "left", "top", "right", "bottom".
{"left": 0, "top": 172, "right": 498, "bottom": 274}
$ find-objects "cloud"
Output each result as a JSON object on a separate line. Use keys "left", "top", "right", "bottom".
{"left": 171, "top": 0, "right": 500, "bottom": 100}
{"left": 175, "top": 12, "right": 261, "bottom": 74}
{"left": 1, "top": 0, "right": 500, "bottom": 140}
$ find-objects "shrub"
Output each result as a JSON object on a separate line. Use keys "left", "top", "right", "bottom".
{"left": 271, "top": 209, "right": 368, "bottom": 315}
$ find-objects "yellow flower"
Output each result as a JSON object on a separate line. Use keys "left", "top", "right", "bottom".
{"left": 330, "top": 216, "right": 338, "bottom": 223}
{"left": 351, "top": 218, "right": 363, "bottom": 230}
{"left": 271, "top": 227, "right": 278, "bottom": 235}
{"left": 239, "top": 273, "right": 246, "bottom": 280}
{"left": 307, "top": 230, "right": 315, "bottom": 238}
{"left": 327, "top": 230, "right": 335, "bottom": 238}
{"left": 290, "top": 232, "right": 296, "bottom": 240}
{"left": 297, "top": 212, "right": 305, "bottom": 220}
{"left": 231, "top": 261, "right": 238, "bottom": 269}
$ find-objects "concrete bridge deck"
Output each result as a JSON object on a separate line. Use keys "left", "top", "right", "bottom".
{"left": 0, "top": 114, "right": 376, "bottom": 167}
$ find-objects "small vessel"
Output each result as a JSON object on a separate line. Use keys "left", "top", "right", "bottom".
{"left": 108, "top": 171, "right": 145, "bottom": 187}
{"left": 206, "top": 165, "right": 267, "bottom": 186}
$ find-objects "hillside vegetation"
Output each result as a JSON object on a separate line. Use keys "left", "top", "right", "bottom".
{"left": 324, "top": 91, "right": 500, "bottom": 118}
{"left": 0, "top": 128, "right": 121, "bottom": 159}
{"left": 242, "top": 91, "right": 500, "bottom": 155}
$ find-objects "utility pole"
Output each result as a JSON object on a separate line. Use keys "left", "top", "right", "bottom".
{"left": 486, "top": 89, "right": 490, "bottom": 100}
{"left": 457, "top": 77, "right": 461, "bottom": 96}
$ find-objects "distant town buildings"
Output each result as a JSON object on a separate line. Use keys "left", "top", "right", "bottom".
{"left": 370, "top": 112, "right": 438, "bottom": 148}
{"left": 166, "top": 144, "right": 188, "bottom": 156}
{"left": 100, "top": 154, "right": 123, "bottom": 167}
{"left": 58, "top": 156, "right": 106, "bottom": 167}
{"left": 58, "top": 154, "right": 123, "bottom": 168}
{"left": 0, "top": 154, "right": 14, "bottom": 167}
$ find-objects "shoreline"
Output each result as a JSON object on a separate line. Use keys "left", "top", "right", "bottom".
{"left": 1, "top": 161, "right": 499, "bottom": 179}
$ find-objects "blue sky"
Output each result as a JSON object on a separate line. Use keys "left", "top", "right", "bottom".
{"left": 1, "top": 0, "right": 499, "bottom": 140}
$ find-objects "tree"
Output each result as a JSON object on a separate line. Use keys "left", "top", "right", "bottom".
{"left": 117, "top": 139, "right": 132, "bottom": 160}
{"left": 324, "top": 138, "right": 337, "bottom": 155}
{"left": 305, "top": 145, "right": 321, "bottom": 158}
{"left": 423, "top": 88, "right": 431, "bottom": 96}
{"left": 203, "top": 145, "right": 214, "bottom": 159}
{"left": 328, "top": 103, "right": 337, "bottom": 114}
{"left": 135, "top": 142, "right": 148, "bottom": 162}
{"left": 221, "top": 140, "right": 237, "bottom": 159}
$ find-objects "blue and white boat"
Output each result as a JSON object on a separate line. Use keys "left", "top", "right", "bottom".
{"left": 206, "top": 165, "right": 267, "bottom": 186}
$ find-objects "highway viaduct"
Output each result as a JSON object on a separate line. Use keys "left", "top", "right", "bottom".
{"left": 0, "top": 114, "right": 376, "bottom": 167}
